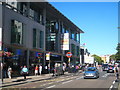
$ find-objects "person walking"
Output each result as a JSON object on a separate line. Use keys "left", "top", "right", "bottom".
{"left": 35, "top": 65, "right": 38, "bottom": 76}
{"left": 21, "top": 65, "right": 28, "bottom": 79}
{"left": 39, "top": 65, "right": 42, "bottom": 75}
{"left": 114, "top": 64, "right": 119, "bottom": 81}
{"left": 7, "top": 66, "right": 12, "bottom": 79}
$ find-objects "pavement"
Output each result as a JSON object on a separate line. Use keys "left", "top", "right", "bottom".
{"left": 0, "top": 71, "right": 75, "bottom": 88}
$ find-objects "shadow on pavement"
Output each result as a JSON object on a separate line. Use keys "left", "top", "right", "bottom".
{"left": 12, "top": 78, "right": 32, "bottom": 82}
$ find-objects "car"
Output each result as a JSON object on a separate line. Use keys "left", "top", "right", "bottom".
{"left": 102, "top": 64, "right": 108, "bottom": 71}
{"left": 107, "top": 65, "right": 114, "bottom": 73}
{"left": 84, "top": 67, "right": 99, "bottom": 79}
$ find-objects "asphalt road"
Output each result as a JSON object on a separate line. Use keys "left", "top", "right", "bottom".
{"left": 2, "top": 68, "right": 119, "bottom": 90}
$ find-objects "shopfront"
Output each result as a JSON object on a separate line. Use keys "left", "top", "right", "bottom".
{"left": 3, "top": 46, "right": 27, "bottom": 77}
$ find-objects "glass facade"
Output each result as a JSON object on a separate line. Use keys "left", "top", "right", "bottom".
{"left": 11, "top": 20, "right": 23, "bottom": 44}
{"left": 33, "top": 29, "right": 37, "bottom": 48}
{"left": 46, "top": 20, "right": 59, "bottom": 52}
{"left": 76, "top": 46, "right": 80, "bottom": 56}
{"left": 39, "top": 31, "right": 44, "bottom": 49}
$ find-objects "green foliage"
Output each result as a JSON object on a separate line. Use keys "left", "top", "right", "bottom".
{"left": 110, "top": 54, "right": 116, "bottom": 61}
{"left": 116, "top": 43, "right": 120, "bottom": 60}
{"left": 92, "top": 54, "right": 103, "bottom": 65}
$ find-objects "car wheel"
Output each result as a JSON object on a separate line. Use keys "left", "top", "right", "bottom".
{"left": 98, "top": 75, "right": 99, "bottom": 78}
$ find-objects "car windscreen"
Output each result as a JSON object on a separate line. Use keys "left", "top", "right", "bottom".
{"left": 87, "top": 68, "right": 96, "bottom": 71}
{"left": 102, "top": 64, "right": 108, "bottom": 67}
{"left": 108, "top": 65, "right": 114, "bottom": 67}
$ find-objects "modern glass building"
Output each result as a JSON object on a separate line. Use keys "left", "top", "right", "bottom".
{"left": 1, "top": 2, "right": 84, "bottom": 76}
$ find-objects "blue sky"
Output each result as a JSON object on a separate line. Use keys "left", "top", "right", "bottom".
{"left": 50, "top": 2, "right": 118, "bottom": 56}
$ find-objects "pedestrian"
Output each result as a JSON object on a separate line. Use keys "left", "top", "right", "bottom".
{"left": 21, "top": 65, "right": 28, "bottom": 79}
{"left": 35, "top": 65, "right": 38, "bottom": 76}
{"left": 7, "top": 66, "right": 12, "bottom": 79}
{"left": 63, "top": 64, "right": 66, "bottom": 75}
{"left": 45, "top": 65, "right": 48, "bottom": 73}
{"left": 39, "top": 65, "right": 42, "bottom": 75}
{"left": 114, "top": 64, "right": 119, "bottom": 81}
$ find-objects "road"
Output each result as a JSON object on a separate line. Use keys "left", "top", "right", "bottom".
{"left": 2, "top": 68, "right": 119, "bottom": 90}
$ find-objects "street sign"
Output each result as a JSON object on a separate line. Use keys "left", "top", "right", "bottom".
{"left": 66, "top": 52, "right": 72, "bottom": 58}
{"left": 46, "top": 52, "right": 50, "bottom": 60}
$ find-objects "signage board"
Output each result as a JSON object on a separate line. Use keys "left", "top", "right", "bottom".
{"left": 46, "top": 53, "right": 50, "bottom": 60}
{"left": 66, "top": 52, "right": 72, "bottom": 58}
{"left": 61, "top": 33, "right": 69, "bottom": 50}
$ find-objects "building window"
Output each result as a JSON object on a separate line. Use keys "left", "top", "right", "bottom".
{"left": 20, "top": 3, "right": 27, "bottom": 16}
{"left": 71, "top": 44, "right": 75, "bottom": 55}
{"left": 39, "top": 31, "right": 44, "bottom": 49}
{"left": 29, "top": 8, "right": 34, "bottom": 19}
{"left": 33, "top": 29, "right": 37, "bottom": 48}
{"left": 62, "top": 27, "right": 65, "bottom": 34}
{"left": 77, "top": 46, "right": 80, "bottom": 56}
{"left": 77, "top": 33, "right": 80, "bottom": 43}
{"left": 71, "top": 31, "right": 75, "bottom": 40}
{"left": 6, "top": 2, "right": 18, "bottom": 9}
{"left": 11, "top": 20, "right": 23, "bottom": 44}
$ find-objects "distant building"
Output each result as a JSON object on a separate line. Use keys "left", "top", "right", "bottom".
{"left": 100, "top": 55, "right": 111, "bottom": 64}
{"left": 80, "top": 46, "right": 94, "bottom": 64}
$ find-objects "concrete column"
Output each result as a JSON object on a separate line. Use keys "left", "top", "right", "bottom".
{"left": 27, "top": 49, "right": 30, "bottom": 69}
{"left": 43, "top": 5, "right": 46, "bottom": 67}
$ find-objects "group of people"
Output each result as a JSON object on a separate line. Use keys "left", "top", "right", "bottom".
{"left": 5, "top": 65, "right": 42, "bottom": 80}
{"left": 35, "top": 65, "right": 42, "bottom": 76}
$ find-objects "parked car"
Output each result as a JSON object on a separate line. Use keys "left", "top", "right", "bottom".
{"left": 107, "top": 65, "right": 114, "bottom": 73}
{"left": 102, "top": 64, "right": 108, "bottom": 71}
{"left": 84, "top": 67, "right": 99, "bottom": 79}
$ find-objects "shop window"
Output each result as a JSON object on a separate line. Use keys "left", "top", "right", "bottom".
{"left": 11, "top": 20, "right": 23, "bottom": 44}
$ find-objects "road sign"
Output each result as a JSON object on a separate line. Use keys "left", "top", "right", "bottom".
{"left": 66, "top": 52, "right": 72, "bottom": 58}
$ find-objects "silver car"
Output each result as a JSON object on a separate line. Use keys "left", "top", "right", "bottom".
{"left": 84, "top": 67, "right": 99, "bottom": 79}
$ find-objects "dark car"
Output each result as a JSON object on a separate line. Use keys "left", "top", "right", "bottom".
{"left": 84, "top": 67, "right": 99, "bottom": 79}
{"left": 102, "top": 64, "right": 108, "bottom": 71}
{"left": 107, "top": 65, "right": 114, "bottom": 73}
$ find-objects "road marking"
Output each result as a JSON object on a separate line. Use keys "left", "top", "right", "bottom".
{"left": 62, "top": 80, "right": 73, "bottom": 84}
{"left": 102, "top": 73, "right": 110, "bottom": 77}
{"left": 113, "top": 81, "right": 115, "bottom": 84}
{"left": 109, "top": 85, "right": 113, "bottom": 90}
{"left": 76, "top": 76, "right": 84, "bottom": 80}
{"left": 47, "top": 85, "right": 56, "bottom": 88}
{"left": 109, "top": 80, "right": 116, "bottom": 90}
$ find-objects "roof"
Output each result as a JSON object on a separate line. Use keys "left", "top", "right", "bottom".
{"left": 46, "top": 2, "right": 84, "bottom": 33}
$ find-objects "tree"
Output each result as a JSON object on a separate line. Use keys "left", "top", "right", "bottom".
{"left": 110, "top": 54, "right": 116, "bottom": 61}
{"left": 116, "top": 43, "right": 120, "bottom": 60}
{"left": 92, "top": 54, "right": 103, "bottom": 65}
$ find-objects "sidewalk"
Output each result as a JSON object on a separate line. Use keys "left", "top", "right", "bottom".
{"left": 1, "top": 72, "right": 71, "bottom": 88}
{"left": 1, "top": 70, "right": 82, "bottom": 88}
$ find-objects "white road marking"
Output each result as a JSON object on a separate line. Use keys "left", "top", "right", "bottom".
{"left": 102, "top": 73, "right": 110, "bottom": 77}
{"left": 76, "top": 76, "right": 84, "bottom": 80}
{"left": 62, "top": 80, "right": 73, "bottom": 84}
{"left": 109, "top": 80, "right": 116, "bottom": 90}
{"left": 109, "top": 85, "right": 113, "bottom": 90}
{"left": 113, "top": 81, "right": 115, "bottom": 84}
{"left": 47, "top": 85, "right": 56, "bottom": 88}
